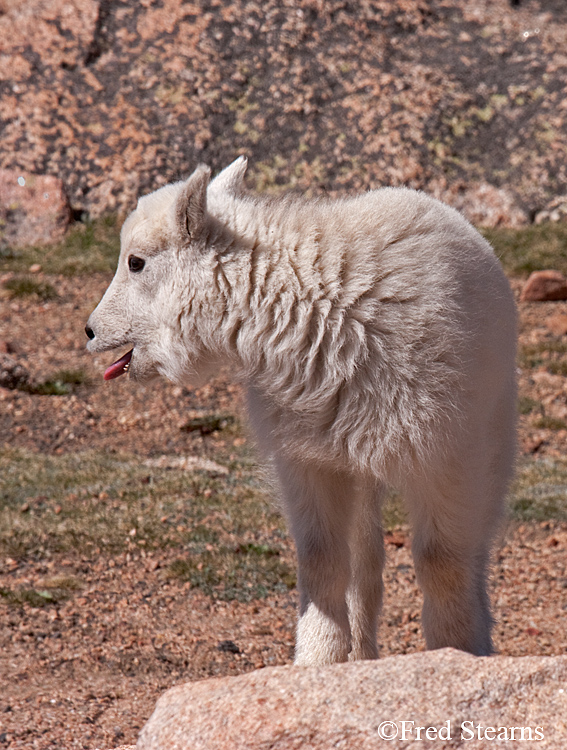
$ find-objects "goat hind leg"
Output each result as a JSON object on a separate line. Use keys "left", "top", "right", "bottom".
{"left": 347, "top": 478, "right": 386, "bottom": 661}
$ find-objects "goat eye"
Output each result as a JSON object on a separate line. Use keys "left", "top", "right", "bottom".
{"left": 128, "top": 255, "right": 145, "bottom": 273}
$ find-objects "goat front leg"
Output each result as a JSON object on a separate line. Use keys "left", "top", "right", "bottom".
{"left": 274, "top": 456, "right": 356, "bottom": 666}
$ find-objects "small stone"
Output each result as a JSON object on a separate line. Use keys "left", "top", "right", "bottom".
{"left": 523, "top": 436, "right": 544, "bottom": 454}
{"left": 0, "top": 353, "right": 30, "bottom": 390}
{"left": 217, "top": 640, "right": 241, "bottom": 654}
{"left": 520, "top": 271, "right": 567, "bottom": 302}
{"left": 526, "top": 626, "right": 543, "bottom": 636}
{"left": 384, "top": 532, "right": 406, "bottom": 548}
{"left": 535, "top": 195, "right": 567, "bottom": 224}
{"left": 29, "top": 264, "right": 42, "bottom": 273}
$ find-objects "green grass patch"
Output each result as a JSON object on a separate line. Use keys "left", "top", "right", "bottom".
{"left": 26, "top": 369, "right": 89, "bottom": 396}
{"left": 180, "top": 413, "right": 236, "bottom": 435}
{"left": 518, "top": 340, "right": 567, "bottom": 373}
{"left": 518, "top": 396, "right": 541, "bottom": 416}
{"left": 1, "top": 587, "right": 58, "bottom": 608}
{"left": 0, "top": 215, "right": 120, "bottom": 276}
{"left": 532, "top": 415, "right": 567, "bottom": 431}
{"left": 164, "top": 543, "right": 296, "bottom": 602}
{"left": 0, "top": 576, "right": 82, "bottom": 609}
{"left": 482, "top": 222, "right": 567, "bottom": 278}
{"left": 510, "top": 457, "right": 567, "bottom": 521}
{"left": 2, "top": 277, "right": 58, "bottom": 301}
{"left": 382, "top": 490, "right": 407, "bottom": 529}
{"left": 546, "top": 361, "right": 567, "bottom": 377}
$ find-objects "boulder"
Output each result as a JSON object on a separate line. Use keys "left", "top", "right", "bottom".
{"left": 0, "top": 169, "right": 71, "bottom": 248}
{"left": 520, "top": 270, "right": 567, "bottom": 302}
{"left": 137, "top": 649, "right": 567, "bottom": 749}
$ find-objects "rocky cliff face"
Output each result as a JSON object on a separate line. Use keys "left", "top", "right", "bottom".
{"left": 1, "top": 0, "right": 567, "bottom": 223}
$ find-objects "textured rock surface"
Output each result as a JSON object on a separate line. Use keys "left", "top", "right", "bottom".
{"left": 137, "top": 649, "right": 567, "bottom": 750}
{"left": 432, "top": 181, "right": 529, "bottom": 228}
{"left": 1, "top": 0, "right": 567, "bottom": 220}
{"left": 0, "top": 169, "right": 71, "bottom": 247}
{"left": 520, "top": 270, "right": 567, "bottom": 302}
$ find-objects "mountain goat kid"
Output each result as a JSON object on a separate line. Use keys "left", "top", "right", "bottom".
{"left": 86, "top": 158, "right": 516, "bottom": 663}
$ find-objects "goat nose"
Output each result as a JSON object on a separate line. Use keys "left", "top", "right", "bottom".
{"left": 85, "top": 325, "right": 95, "bottom": 340}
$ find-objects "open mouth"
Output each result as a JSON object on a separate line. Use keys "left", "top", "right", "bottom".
{"left": 103, "top": 349, "right": 133, "bottom": 381}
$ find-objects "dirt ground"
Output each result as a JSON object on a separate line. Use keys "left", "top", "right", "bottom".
{"left": 0, "top": 271, "right": 566, "bottom": 749}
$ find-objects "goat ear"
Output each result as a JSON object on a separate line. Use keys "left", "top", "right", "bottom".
{"left": 175, "top": 164, "right": 211, "bottom": 242}
{"left": 209, "top": 156, "right": 248, "bottom": 197}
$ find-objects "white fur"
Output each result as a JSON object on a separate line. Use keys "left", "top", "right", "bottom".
{"left": 87, "top": 158, "right": 517, "bottom": 662}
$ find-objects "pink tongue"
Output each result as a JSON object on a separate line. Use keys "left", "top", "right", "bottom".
{"left": 103, "top": 349, "right": 133, "bottom": 381}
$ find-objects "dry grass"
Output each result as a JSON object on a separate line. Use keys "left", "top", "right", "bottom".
{"left": 511, "top": 457, "right": 567, "bottom": 521}
{"left": 2, "top": 277, "right": 58, "bottom": 301}
{"left": 2, "top": 439, "right": 566, "bottom": 609}
{"left": 0, "top": 215, "right": 120, "bottom": 275}
{"left": 1, "top": 205, "right": 567, "bottom": 281}
{"left": 0, "top": 443, "right": 295, "bottom": 602}
{"left": 483, "top": 222, "right": 567, "bottom": 278}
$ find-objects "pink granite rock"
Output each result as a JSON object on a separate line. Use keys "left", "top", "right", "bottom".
{"left": 137, "top": 649, "right": 567, "bottom": 750}
{"left": 433, "top": 181, "right": 528, "bottom": 228}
